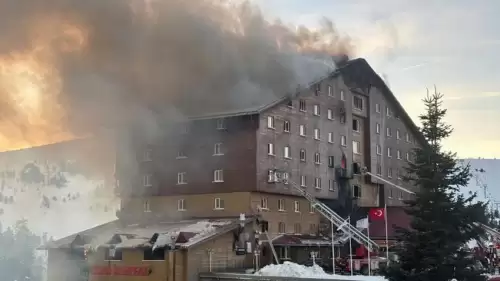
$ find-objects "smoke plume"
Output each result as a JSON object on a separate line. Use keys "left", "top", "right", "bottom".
{"left": 0, "top": 0, "right": 353, "bottom": 150}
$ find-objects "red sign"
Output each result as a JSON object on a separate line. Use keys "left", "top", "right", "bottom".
{"left": 369, "top": 208, "right": 385, "bottom": 221}
{"left": 91, "top": 265, "right": 151, "bottom": 276}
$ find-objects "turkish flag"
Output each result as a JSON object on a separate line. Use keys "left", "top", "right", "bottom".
{"left": 369, "top": 208, "right": 385, "bottom": 221}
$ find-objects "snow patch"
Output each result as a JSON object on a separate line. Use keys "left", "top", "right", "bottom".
{"left": 256, "top": 261, "right": 386, "bottom": 281}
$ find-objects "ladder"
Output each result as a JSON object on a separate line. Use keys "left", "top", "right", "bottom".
{"left": 263, "top": 231, "right": 280, "bottom": 264}
{"left": 271, "top": 169, "right": 379, "bottom": 251}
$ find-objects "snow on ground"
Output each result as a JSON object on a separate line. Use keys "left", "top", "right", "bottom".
{"left": 0, "top": 173, "right": 118, "bottom": 240}
{"left": 256, "top": 261, "right": 386, "bottom": 281}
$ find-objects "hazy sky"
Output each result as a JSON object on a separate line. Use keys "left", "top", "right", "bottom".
{"left": 255, "top": 0, "right": 500, "bottom": 158}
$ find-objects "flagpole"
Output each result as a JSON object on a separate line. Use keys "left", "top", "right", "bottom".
{"left": 331, "top": 220, "right": 335, "bottom": 275}
{"left": 349, "top": 216, "right": 353, "bottom": 276}
{"left": 384, "top": 203, "right": 389, "bottom": 265}
{"left": 367, "top": 217, "right": 371, "bottom": 276}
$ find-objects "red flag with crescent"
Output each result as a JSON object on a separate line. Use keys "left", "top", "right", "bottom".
{"left": 369, "top": 208, "right": 385, "bottom": 221}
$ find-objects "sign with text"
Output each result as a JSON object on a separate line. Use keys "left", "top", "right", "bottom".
{"left": 91, "top": 265, "right": 152, "bottom": 276}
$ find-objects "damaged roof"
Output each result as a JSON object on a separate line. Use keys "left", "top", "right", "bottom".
{"left": 40, "top": 217, "right": 254, "bottom": 250}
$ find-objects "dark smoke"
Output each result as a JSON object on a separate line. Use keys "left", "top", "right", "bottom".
{"left": 0, "top": 0, "right": 353, "bottom": 144}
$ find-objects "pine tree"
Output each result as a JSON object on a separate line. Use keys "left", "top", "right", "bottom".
{"left": 382, "top": 89, "right": 489, "bottom": 281}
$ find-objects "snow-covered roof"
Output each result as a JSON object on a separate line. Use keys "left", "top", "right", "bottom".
{"left": 40, "top": 217, "right": 255, "bottom": 250}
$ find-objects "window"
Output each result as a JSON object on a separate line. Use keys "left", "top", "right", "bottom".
{"left": 341, "top": 135, "right": 347, "bottom": 146}
{"left": 300, "top": 175, "right": 306, "bottom": 187}
{"left": 314, "top": 83, "right": 320, "bottom": 95}
{"left": 375, "top": 103, "right": 381, "bottom": 113}
{"left": 340, "top": 90, "right": 345, "bottom": 101}
{"left": 352, "top": 185, "right": 361, "bottom": 198}
{"left": 282, "top": 172, "right": 289, "bottom": 185}
{"left": 328, "top": 132, "right": 334, "bottom": 143}
{"left": 299, "top": 125, "right": 306, "bottom": 136}
{"left": 284, "top": 146, "right": 291, "bottom": 159}
{"left": 406, "top": 152, "right": 411, "bottom": 162}
{"left": 143, "top": 200, "right": 151, "bottom": 212}
{"left": 397, "top": 169, "right": 402, "bottom": 180}
{"left": 376, "top": 123, "right": 380, "bottom": 134}
{"left": 386, "top": 127, "right": 392, "bottom": 137}
{"left": 299, "top": 149, "right": 306, "bottom": 162}
{"left": 294, "top": 223, "right": 301, "bottom": 234}
{"left": 328, "top": 156, "right": 334, "bottom": 168}
{"left": 283, "top": 120, "right": 290, "bottom": 132}
{"left": 352, "top": 119, "right": 360, "bottom": 132}
{"left": 314, "top": 153, "right": 321, "bottom": 164}
{"left": 329, "top": 180, "right": 336, "bottom": 191}
{"left": 105, "top": 248, "right": 123, "bottom": 261}
{"left": 309, "top": 203, "right": 315, "bottom": 213}
{"left": 268, "top": 143, "right": 275, "bottom": 156}
{"left": 214, "top": 143, "right": 223, "bottom": 155}
{"left": 388, "top": 188, "right": 393, "bottom": 198}
{"left": 405, "top": 132, "right": 410, "bottom": 142}
{"left": 398, "top": 190, "right": 403, "bottom": 200}
{"left": 353, "top": 141, "right": 361, "bottom": 154}
{"left": 314, "top": 178, "right": 321, "bottom": 189}
{"left": 268, "top": 170, "right": 279, "bottom": 183}
{"left": 376, "top": 164, "right": 382, "bottom": 175}
{"left": 376, "top": 144, "right": 382, "bottom": 155}
{"left": 313, "top": 105, "right": 320, "bottom": 116}
{"left": 397, "top": 150, "right": 402, "bottom": 159}
{"left": 214, "top": 170, "right": 224, "bottom": 182}
{"left": 396, "top": 129, "right": 401, "bottom": 139}
{"left": 299, "top": 100, "right": 306, "bottom": 111}
{"left": 214, "top": 198, "right": 225, "bottom": 210}
{"left": 387, "top": 147, "right": 392, "bottom": 158}
{"left": 177, "top": 172, "right": 186, "bottom": 184}
{"left": 143, "top": 248, "right": 165, "bottom": 261}
{"left": 387, "top": 168, "right": 393, "bottom": 178}
{"left": 177, "top": 151, "right": 187, "bottom": 159}
{"left": 327, "top": 109, "right": 333, "bottom": 120}
{"left": 294, "top": 201, "right": 300, "bottom": 212}
{"left": 386, "top": 107, "right": 392, "bottom": 117}
{"left": 143, "top": 174, "right": 152, "bottom": 187}
{"left": 353, "top": 96, "right": 363, "bottom": 110}
{"left": 340, "top": 115, "right": 346, "bottom": 124}
{"left": 278, "top": 199, "right": 285, "bottom": 211}
{"left": 278, "top": 222, "right": 286, "bottom": 233}
{"left": 267, "top": 116, "right": 275, "bottom": 129}
{"left": 143, "top": 148, "right": 152, "bottom": 162}
{"left": 178, "top": 199, "right": 186, "bottom": 211}
{"left": 314, "top": 128, "right": 320, "bottom": 140}
{"left": 216, "top": 118, "right": 226, "bottom": 130}
{"left": 328, "top": 85, "right": 333, "bottom": 96}
{"left": 260, "top": 197, "right": 268, "bottom": 210}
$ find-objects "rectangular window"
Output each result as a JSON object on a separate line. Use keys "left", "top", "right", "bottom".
{"left": 406, "top": 152, "right": 411, "bottom": 162}
{"left": 340, "top": 114, "right": 346, "bottom": 124}
{"left": 353, "top": 96, "right": 363, "bottom": 110}
{"left": 300, "top": 175, "right": 306, "bottom": 187}
{"left": 299, "top": 100, "right": 306, "bottom": 112}
{"left": 386, "top": 107, "right": 392, "bottom": 117}
{"left": 341, "top": 135, "right": 347, "bottom": 147}
{"left": 396, "top": 130, "right": 401, "bottom": 139}
{"left": 398, "top": 190, "right": 403, "bottom": 200}
{"left": 327, "top": 109, "right": 333, "bottom": 120}
{"left": 314, "top": 128, "right": 320, "bottom": 140}
{"left": 309, "top": 203, "right": 315, "bottom": 213}
{"left": 376, "top": 123, "right": 380, "bottom": 134}
{"left": 283, "top": 120, "right": 290, "bottom": 132}
{"left": 294, "top": 201, "right": 300, "bottom": 212}
{"left": 314, "top": 153, "right": 321, "bottom": 164}
{"left": 284, "top": 146, "right": 291, "bottom": 159}
{"left": 387, "top": 168, "right": 393, "bottom": 178}
{"left": 177, "top": 151, "right": 187, "bottom": 159}
{"left": 268, "top": 170, "right": 278, "bottom": 183}
{"left": 313, "top": 105, "right": 320, "bottom": 116}
{"left": 397, "top": 169, "right": 402, "bottom": 180}
{"left": 376, "top": 144, "right": 382, "bottom": 155}
{"left": 299, "top": 125, "right": 306, "bottom": 136}
{"left": 353, "top": 141, "right": 361, "bottom": 154}
{"left": 328, "top": 85, "right": 333, "bottom": 96}
{"left": 294, "top": 223, "right": 301, "bottom": 234}
{"left": 377, "top": 165, "right": 382, "bottom": 175}
{"left": 375, "top": 103, "right": 381, "bottom": 113}
{"left": 397, "top": 150, "right": 402, "bottom": 159}
{"left": 328, "top": 132, "right": 334, "bottom": 143}
{"left": 268, "top": 143, "right": 275, "bottom": 156}
{"left": 214, "top": 170, "right": 224, "bottom": 182}
{"left": 328, "top": 156, "right": 334, "bottom": 168}
{"left": 340, "top": 90, "right": 345, "bottom": 101}
{"left": 278, "top": 199, "right": 285, "bottom": 211}
{"left": 299, "top": 149, "right": 306, "bottom": 161}
{"left": 405, "top": 132, "right": 410, "bottom": 142}
{"left": 105, "top": 248, "right": 123, "bottom": 261}
{"left": 267, "top": 116, "right": 275, "bottom": 129}
{"left": 260, "top": 197, "right": 268, "bottom": 210}
{"left": 177, "top": 172, "right": 186, "bottom": 184}
{"left": 386, "top": 127, "right": 392, "bottom": 137}
{"left": 143, "top": 248, "right": 165, "bottom": 261}
{"left": 214, "top": 143, "right": 223, "bottom": 155}
{"left": 329, "top": 180, "right": 336, "bottom": 191}
{"left": 282, "top": 172, "right": 289, "bottom": 185}
{"left": 314, "top": 83, "right": 320, "bottom": 95}
{"left": 314, "top": 178, "right": 321, "bottom": 189}
{"left": 177, "top": 199, "right": 186, "bottom": 211}
{"left": 143, "top": 174, "right": 152, "bottom": 187}
{"left": 278, "top": 222, "right": 286, "bottom": 234}
{"left": 353, "top": 185, "right": 361, "bottom": 198}
{"left": 143, "top": 148, "right": 152, "bottom": 162}
{"left": 216, "top": 118, "right": 226, "bottom": 130}
{"left": 353, "top": 119, "right": 360, "bottom": 132}
{"left": 387, "top": 147, "right": 392, "bottom": 158}
{"left": 388, "top": 188, "right": 393, "bottom": 198}
{"left": 143, "top": 200, "right": 151, "bottom": 213}
{"left": 214, "top": 198, "right": 225, "bottom": 210}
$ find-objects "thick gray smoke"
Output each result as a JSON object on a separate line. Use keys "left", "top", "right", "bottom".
{"left": 0, "top": 0, "right": 353, "bottom": 148}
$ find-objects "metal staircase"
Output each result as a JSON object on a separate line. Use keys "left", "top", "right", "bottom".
{"left": 271, "top": 169, "right": 379, "bottom": 251}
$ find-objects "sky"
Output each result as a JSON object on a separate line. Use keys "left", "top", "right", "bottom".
{"left": 254, "top": 0, "right": 500, "bottom": 158}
